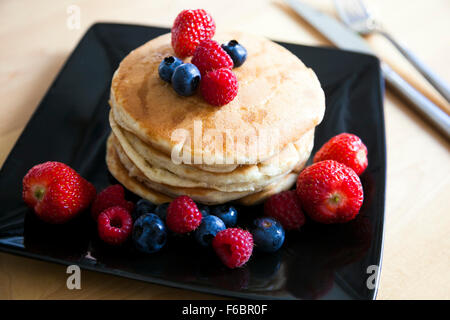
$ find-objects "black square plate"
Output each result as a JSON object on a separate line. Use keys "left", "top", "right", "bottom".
{"left": 0, "top": 24, "right": 385, "bottom": 300}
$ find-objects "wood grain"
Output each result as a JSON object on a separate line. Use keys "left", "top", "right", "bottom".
{"left": 0, "top": 0, "right": 449, "bottom": 300}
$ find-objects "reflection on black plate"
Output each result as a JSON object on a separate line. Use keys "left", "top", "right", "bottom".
{"left": 0, "top": 24, "right": 385, "bottom": 299}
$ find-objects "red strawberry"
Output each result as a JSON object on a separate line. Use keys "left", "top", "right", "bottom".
{"left": 200, "top": 68, "right": 238, "bottom": 106}
{"left": 313, "top": 133, "right": 368, "bottom": 176}
{"left": 97, "top": 206, "right": 133, "bottom": 245}
{"left": 264, "top": 190, "right": 306, "bottom": 230}
{"left": 296, "top": 160, "right": 364, "bottom": 224}
{"left": 166, "top": 195, "right": 202, "bottom": 234}
{"left": 191, "top": 39, "right": 233, "bottom": 76}
{"left": 171, "top": 9, "right": 216, "bottom": 58}
{"left": 212, "top": 228, "right": 253, "bottom": 269}
{"left": 91, "top": 184, "right": 134, "bottom": 221}
{"left": 22, "top": 161, "right": 96, "bottom": 224}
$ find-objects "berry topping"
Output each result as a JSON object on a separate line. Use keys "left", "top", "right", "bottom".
{"left": 166, "top": 195, "right": 202, "bottom": 234}
{"left": 91, "top": 184, "right": 134, "bottom": 221}
{"left": 212, "top": 228, "right": 253, "bottom": 269}
{"left": 155, "top": 203, "right": 170, "bottom": 221}
{"left": 195, "top": 215, "right": 226, "bottom": 247}
{"left": 191, "top": 39, "right": 234, "bottom": 76}
{"left": 296, "top": 160, "right": 364, "bottom": 224}
{"left": 264, "top": 190, "right": 305, "bottom": 230}
{"left": 158, "top": 56, "right": 183, "bottom": 82}
{"left": 132, "top": 213, "right": 167, "bottom": 253}
{"left": 200, "top": 68, "right": 238, "bottom": 106}
{"left": 251, "top": 217, "right": 285, "bottom": 253}
{"left": 211, "top": 204, "right": 238, "bottom": 227}
{"left": 221, "top": 40, "right": 247, "bottom": 68}
{"left": 132, "top": 198, "right": 156, "bottom": 220}
{"left": 171, "top": 63, "right": 201, "bottom": 96}
{"left": 97, "top": 206, "right": 133, "bottom": 245}
{"left": 171, "top": 9, "right": 216, "bottom": 58}
{"left": 22, "top": 161, "right": 96, "bottom": 224}
{"left": 313, "top": 133, "right": 368, "bottom": 176}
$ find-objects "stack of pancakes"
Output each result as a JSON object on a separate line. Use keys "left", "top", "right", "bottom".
{"left": 106, "top": 32, "right": 325, "bottom": 205}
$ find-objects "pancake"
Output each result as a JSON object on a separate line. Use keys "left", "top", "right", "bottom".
{"left": 237, "top": 173, "right": 297, "bottom": 205}
{"left": 107, "top": 134, "right": 300, "bottom": 205}
{"left": 110, "top": 31, "right": 325, "bottom": 168}
{"left": 106, "top": 135, "right": 172, "bottom": 204}
{"left": 110, "top": 111, "right": 314, "bottom": 192}
{"left": 113, "top": 133, "right": 258, "bottom": 203}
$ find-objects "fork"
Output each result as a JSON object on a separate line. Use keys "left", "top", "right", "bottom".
{"left": 334, "top": 0, "right": 450, "bottom": 103}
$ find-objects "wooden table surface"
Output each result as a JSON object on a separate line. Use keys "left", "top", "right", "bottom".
{"left": 0, "top": 0, "right": 449, "bottom": 300}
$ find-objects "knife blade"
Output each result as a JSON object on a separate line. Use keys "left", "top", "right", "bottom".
{"left": 284, "top": 0, "right": 450, "bottom": 139}
{"left": 285, "top": 0, "right": 373, "bottom": 54}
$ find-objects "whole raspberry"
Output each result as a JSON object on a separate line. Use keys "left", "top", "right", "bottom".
{"left": 22, "top": 161, "right": 96, "bottom": 224}
{"left": 171, "top": 9, "right": 216, "bottom": 58}
{"left": 313, "top": 133, "right": 368, "bottom": 176}
{"left": 200, "top": 68, "right": 238, "bottom": 106}
{"left": 166, "top": 195, "right": 202, "bottom": 234}
{"left": 97, "top": 206, "right": 133, "bottom": 245}
{"left": 264, "top": 190, "right": 306, "bottom": 231}
{"left": 297, "top": 160, "right": 364, "bottom": 224}
{"left": 212, "top": 228, "right": 253, "bottom": 269}
{"left": 191, "top": 39, "right": 234, "bottom": 76}
{"left": 91, "top": 184, "right": 134, "bottom": 221}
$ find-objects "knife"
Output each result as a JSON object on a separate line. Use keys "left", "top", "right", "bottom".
{"left": 285, "top": 0, "right": 450, "bottom": 139}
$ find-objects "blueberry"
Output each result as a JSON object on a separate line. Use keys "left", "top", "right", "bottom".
{"left": 221, "top": 40, "right": 247, "bottom": 68}
{"left": 197, "top": 203, "right": 210, "bottom": 218}
{"left": 195, "top": 215, "right": 226, "bottom": 247}
{"left": 158, "top": 56, "right": 183, "bottom": 82}
{"left": 132, "top": 199, "right": 156, "bottom": 220}
{"left": 211, "top": 205, "right": 238, "bottom": 227}
{"left": 171, "top": 63, "right": 201, "bottom": 96}
{"left": 132, "top": 213, "right": 167, "bottom": 253}
{"left": 251, "top": 217, "right": 285, "bottom": 253}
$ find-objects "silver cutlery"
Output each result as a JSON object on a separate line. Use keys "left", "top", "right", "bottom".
{"left": 334, "top": 0, "right": 450, "bottom": 103}
{"left": 284, "top": 0, "right": 450, "bottom": 139}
